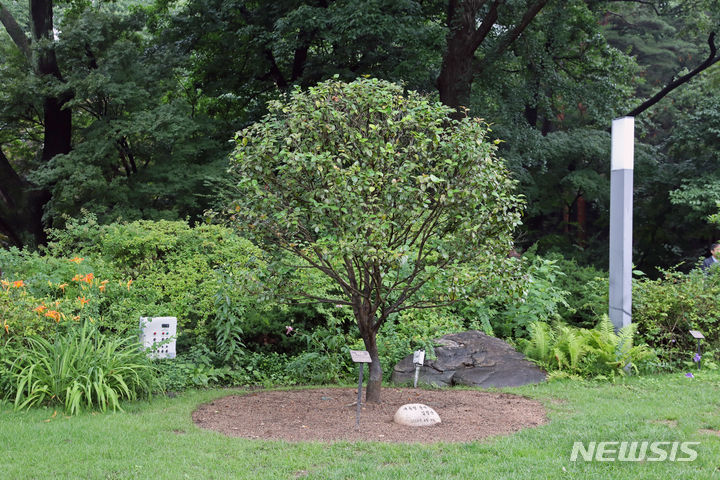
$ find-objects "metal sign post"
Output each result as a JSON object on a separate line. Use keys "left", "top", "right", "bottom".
{"left": 412, "top": 350, "right": 425, "bottom": 388}
{"left": 690, "top": 330, "right": 705, "bottom": 369}
{"left": 350, "top": 350, "right": 372, "bottom": 428}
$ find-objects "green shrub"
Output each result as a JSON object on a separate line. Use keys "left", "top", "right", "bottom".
{"left": 285, "top": 325, "right": 357, "bottom": 384}
{"left": 2, "top": 321, "right": 158, "bottom": 414}
{"left": 0, "top": 257, "right": 132, "bottom": 341}
{"left": 464, "top": 255, "right": 571, "bottom": 338}
{"left": 519, "top": 316, "right": 656, "bottom": 378}
{"left": 0, "top": 216, "right": 271, "bottom": 352}
{"left": 155, "top": 346, "right": 296, "bottom": 390}
{"left": 154, "top": 344, "right": 233, "bottom": 390}
{"left": 632, "top": 267, "right": 720, "bottom": 367}
{"left": 540, "top": 253, "right": 608, "bottom": 329}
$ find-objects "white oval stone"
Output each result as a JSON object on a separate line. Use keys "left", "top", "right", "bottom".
{"left": 393, "top": 403, "right": 441, "bottom": 427}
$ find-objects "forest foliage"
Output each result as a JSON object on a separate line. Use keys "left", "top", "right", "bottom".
{"left": 1, "top": 1, "right": 720, "bottom": 407}
{"left": 0, "top": 0, "right": 718, "bottom": 270}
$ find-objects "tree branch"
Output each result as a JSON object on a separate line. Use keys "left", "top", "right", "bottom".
{"left": 0, "top": 2, "right": 31, "bottom": 61}
{"left": 469, "top": 1, "right": 500, "bottom": 53}
{"left": 474, "top": 0, "right": 549, "bottom": 76}
{"left": 626, "top": 32, "right": 720, "bottom": 117}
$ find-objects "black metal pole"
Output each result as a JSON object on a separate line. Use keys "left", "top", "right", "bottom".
{"left": 356, "top": 363, "right": 364, "bottom": 428}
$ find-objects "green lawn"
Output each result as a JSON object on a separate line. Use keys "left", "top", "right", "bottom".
{"left": 2, "top": 372, "right": 719, "bottom": 479}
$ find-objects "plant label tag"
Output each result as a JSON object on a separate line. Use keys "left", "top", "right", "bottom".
{"left": 413, "top": 349, "right": 425, "bottom": 365}
{"left": 690, "top": 330, "right": 705, "bottom": 339}
{"left": 350, "top": 350, "right": 372, "bottom": 363}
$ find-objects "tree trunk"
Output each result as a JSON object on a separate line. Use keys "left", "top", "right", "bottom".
{"left": 437, "top": 39, "right": 474, "bottom": 115}
{"left": 41, "top": 96, "right": 72, "bottom": 161}
{"left": 0, "top": 0, "right": 72, "bottom": 246}
{"left": 437, "top": 1, "right": 547, "bottom": 115}
{"left": 436, "top": 0, "right": 489, "bottom": 116}
{"left": 0, "top": 148, "right": 49, "bottom": 247}
{"left": 576, "top": 195, "right": 587, "bottom": 246}
{"left": 362, "top": 331, "right": 383, "bottom": 403}
{"left": 355, "top": 302, "right": 383, "bottom": 403}
{"left": 31, "top": 0, "right": 72, "bottom": 161}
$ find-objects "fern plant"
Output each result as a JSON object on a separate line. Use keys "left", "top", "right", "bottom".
{"left": 520, "top": 316, "right": 656, "bottom": 377}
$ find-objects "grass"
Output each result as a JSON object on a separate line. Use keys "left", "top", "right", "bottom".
{"left": 1, "top": 372, "right": 720, "bottom": 479}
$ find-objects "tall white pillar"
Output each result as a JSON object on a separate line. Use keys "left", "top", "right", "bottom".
{"left": 609, "top": 117, "right": 634, "bottom": 332}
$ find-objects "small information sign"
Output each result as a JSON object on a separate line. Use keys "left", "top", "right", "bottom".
{"left": 690, "top": 330, "right": 705, "bottom": 339}
{"left": 350, "top": 350, "right": 372, "bottom": 363}
{"left": 350, "top": 350, "right": 371, "bottom": 429}
{"left": 412, "top": 349, "right": 425, "bottom": 388}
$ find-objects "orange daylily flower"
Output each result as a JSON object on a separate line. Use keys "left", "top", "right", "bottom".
{"left": 33, "top": 305, "right": 47, "bottom": 314}
{"left": 58, "top": 283, "right": 68, "bottom": 291}
{"left": 12, "top": 280, "right": 25, "bottom": 288}
{"left": 126, "top": 279, "right": 133, "bottom": 290}
{"left": 45, "top": 310, "right": 61, "bottom": 322}
{"left": 72, "top": 274, "right": 83, "bottom": 282}
{"left": 84, "top": 273, "right": 94, "bottom": 284}
{"left": 69, "top": 257, "right": 84, "bottom": 263}
{"left": 78, "top": 296, "right": 89, "bottom": 306}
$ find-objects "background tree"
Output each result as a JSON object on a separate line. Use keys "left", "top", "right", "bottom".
{"left": 226, "top": 78, "right": 523, "bottom": 401}
{"left": 150, "top": 0, "right": 445, "bottom": 133}
{"left": 30, "top": 6, "right": 226, "bottom": 225}
{"left": 0, "top": 0, "right": 227, "bottom": 243}
{"left": 0, "top": 0, "right": 69, "bottom": 246}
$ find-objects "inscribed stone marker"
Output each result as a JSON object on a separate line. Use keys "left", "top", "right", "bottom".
{"left": 393, "top": 403, "right": 441, "bottom": 427}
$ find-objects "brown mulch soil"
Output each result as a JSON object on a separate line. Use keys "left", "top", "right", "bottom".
{"left": 192, "top": 387, "right": 547, "bottom": 443}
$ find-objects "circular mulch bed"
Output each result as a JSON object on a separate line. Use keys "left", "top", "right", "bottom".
{"left": 192, "top": 387, "right": 547, "bottom": 443}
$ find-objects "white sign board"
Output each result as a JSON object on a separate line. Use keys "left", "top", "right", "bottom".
{"left": 690, "top": 330, "right": 705, "bottom": 339}
{"left": 350, "top": 350, "right": 372, "bottom": 363}
{"left": 139, "top": 316, "right": 177, "bottom": 359}
{"left": 413, "top": 350, "right": 425, "bottom": 365}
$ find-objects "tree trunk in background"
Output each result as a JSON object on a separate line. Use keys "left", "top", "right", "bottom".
{"left": 0, "top": 0, "right": 72, "bottom": 247}
{"left": 31, "top": 0, "right": 72, "bottom": 161}
{"left": 576, "top": 195, "right": 587, "bottom": 246}
{"left": 436, "top": 1, "right": 548, "bottom": 116}
{"left": 0, "top": 149, "right": 49, "bottom": 247}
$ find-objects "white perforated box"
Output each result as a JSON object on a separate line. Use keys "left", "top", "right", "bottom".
{"left": 139, "top": 316, "right": 177, "bottom": 359}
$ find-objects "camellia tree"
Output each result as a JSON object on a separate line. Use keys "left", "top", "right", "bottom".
{"left": 227, "top": 78, "right": 523, "bottom": 402}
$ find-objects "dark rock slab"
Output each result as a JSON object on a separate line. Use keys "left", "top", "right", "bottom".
{"left": 391, "top": 330, "right": 546, "bottom": 388}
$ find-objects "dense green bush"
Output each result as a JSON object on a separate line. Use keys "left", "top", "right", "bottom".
{"left": 540, "top": 253, "right": 608, "bottom": 329}
{"left": 459, "top": 255, "right": 571, "bottom": 339}
{"left": 0, "top": 254, "right": 131, "bottom": 340}
{"left": 43, "top": 216, "right": 268, "bottom": 347}
{"left": 632, "top": 267, "right": 720, "bottom": 367}
{"left": 155, "top": 345, "right": 298, "bottom": 390}
{"left": 2, "top": 321, "right": 158, "bottom": 414}
{"left": 9, "top": 214, "right": 705, "bottom": 395}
